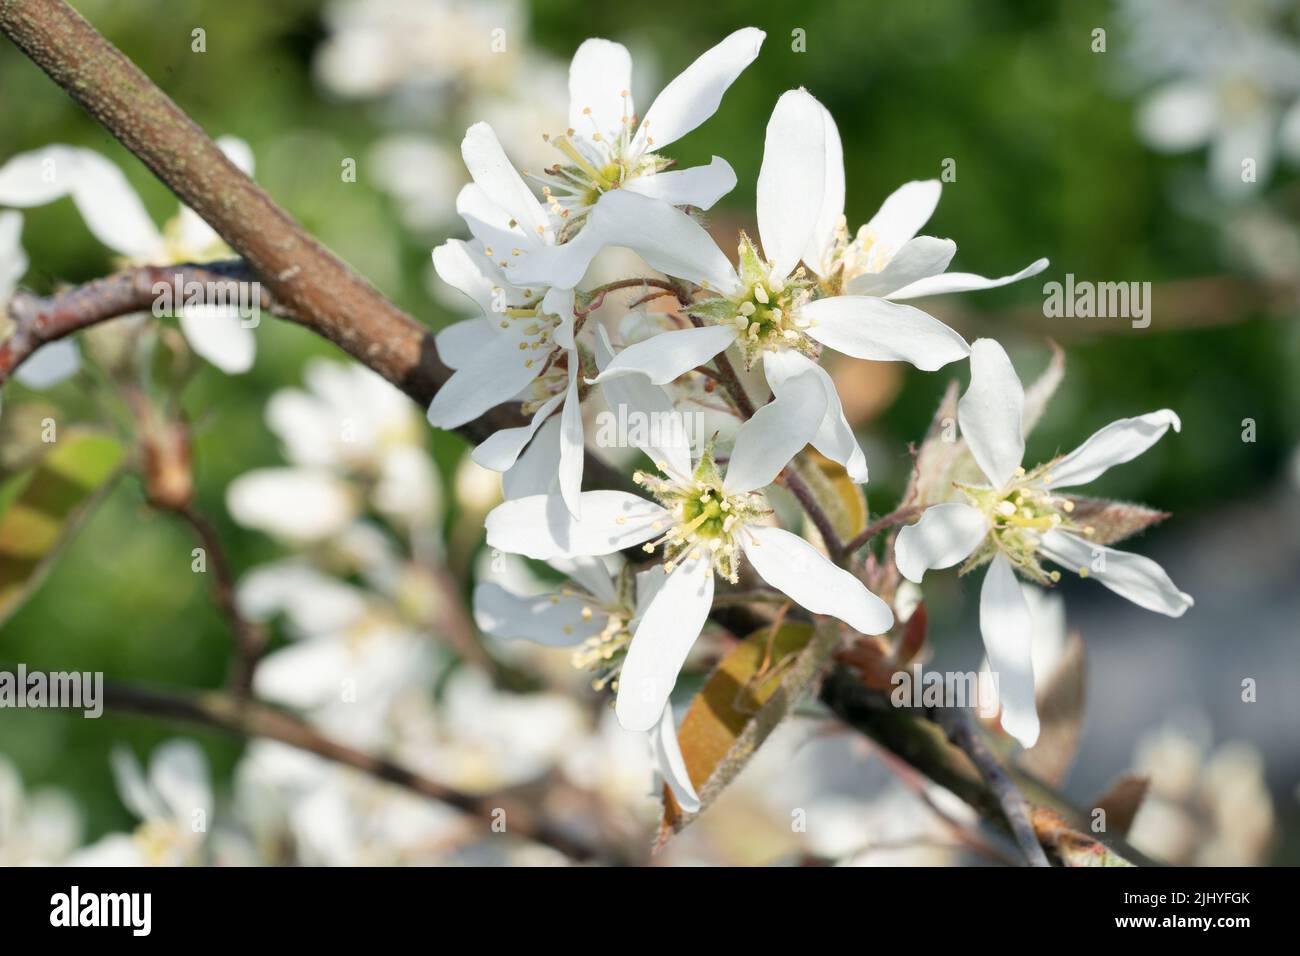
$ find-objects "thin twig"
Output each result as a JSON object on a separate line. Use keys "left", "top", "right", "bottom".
{"left": 167, "top": 503, "right": 267, "bottom": 698}
{"left": 843, "top": 504, "right": 921, "bottom": 555}
{"left": 931, "top": 706, "right": 1051, "bottom": 867}
{"left": 782, "top": 466, "right": 846, "bottom": 558}
{"left": 100, "top": 679, "right": 620, "bottom": 864}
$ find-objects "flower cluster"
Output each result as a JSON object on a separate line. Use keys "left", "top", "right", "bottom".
{"left": 422, "top": 22, "right": 1193, "bottom": 783}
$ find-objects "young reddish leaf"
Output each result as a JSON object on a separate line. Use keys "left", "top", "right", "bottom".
{"left": 1062, "top": 495, "right": 1170, "bottom": 547}
{"left": 1089, "top": 773, "right": 1150, "bottom": 837}
{"left": 1032, "top": 807, "right": 1135, "bottom": 867}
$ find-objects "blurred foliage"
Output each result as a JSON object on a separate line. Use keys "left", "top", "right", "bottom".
{"left": 0, "top": 0, "right": 1296, "bottom": 841}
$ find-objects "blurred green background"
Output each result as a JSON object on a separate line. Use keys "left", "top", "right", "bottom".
{"left": 1, "top": 0, "right": 1296, "bottom": 852}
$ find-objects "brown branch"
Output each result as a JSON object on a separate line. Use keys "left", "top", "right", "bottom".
{"left": 0, "top": 2, "right": 449, "bottom": 406}
{"left": 819, "top": 667, "right": 1158, "bottom": 866}
{"left": 0, "top": 262, "right": 264, "bottom": 381}
{"left": 931, "top": 706, "right": 1051, "bottom": 867}
{"left": 100, "top": 679, "right": 620, "bottom": 864}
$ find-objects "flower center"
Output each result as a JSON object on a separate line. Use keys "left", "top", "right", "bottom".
{"left": 527, "top": 97, "right": 668, "bottom": 240}
{"left": 691, "top": 233, "right": 818, "bottom": 367}
{"left": 957, "top": 465, "right": 1095, "bottom": 584}
{"left": 633, "top": 445, "right": 768, "bottom": 584}
{"left": 822, "top": 218, "right": 897, "bottom": 285}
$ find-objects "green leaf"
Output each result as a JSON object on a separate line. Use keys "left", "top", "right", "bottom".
{"left": 658, "top": 620, "right": 839, "bottom": 844}
{"left": 0, "top": 431, "right": 125, "bottom": 627}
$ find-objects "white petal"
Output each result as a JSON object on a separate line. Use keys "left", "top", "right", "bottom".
{"left": 177, "top": 305, "right": 255, "bottom": 373}
{"left": 1047, "top": 410, "right": 1181, "bottom": 489}
{"left": 887, "top": 257, "right": 1050, "bottom": 300}
{"left": 503, "top": 417, "right": 561, "bottom": 499}
{"left": 425, "top": 330, "right": 540, "bottom": 429}
{"left": 590, "top": 323, "right": 737, "bottom": 386}
{"left": 593, "top": 327, "right": 693, "bottom": 480}
{"left": 432, "top": 239, "right": 500, "bottom": 320}
{"left": 435, "top": 318, "right": 496, "bottom": 371}
{"left": 553, "top": 554, "right": 620, "bottom": 606}
{"left": 485, "top": 491, "right": 668, "bottom": 559}
{"left": 14, "top": 339, "right": 80, "bottom": 389}
{"left": 958, "top": 338, "right": 1025, "bottom": 487}
{"left": 652, "top": 706, "right": 700, "bottom": 813}
{"left": 742, "top": 525, "right": 893, "bottom": 634}
{"left": 456, "top": 182, "right": 533, "bottom": 259}
{"left": 804, "top": 103, "right": 845, "bottom": 276}
{"left": 557, "top": 361, "right": 585, "bottom": 518}
{"left": 461, "top": 123, "right": 551, "bottom": 243}
{"left": 979, "top": 556, "right": 1039, "bottom": 748}
{"left": 723, "top": 371, "right": 826, "bottom": 493}
{"left": 225, "top": 467, "right": 355, "bottom": 542}
{"left": 471, "top": 391, "right": 564, "bottom": 472}
{"left": 1039, "top": 530, "right": 1193, "bottom": 617}
{"left": 894, "top": 502, "right": 988, "bottom": 583}
{"left": 580, "top": 189, "right": 739, "bottom": 293}
{"left": 68, "top": 150, "right": 163, "bottom": 260}
{"left": 568, "top": 38, "right": 634, "bottom": 137}
{"left": 498, "top": 218, "right": 607, "bottom": 290}
{"left": 621, "top": 155, "right": 736, "bottom": 210}
{"left": 615, "top": 557, "right": 714, "bottom": 731}
{"left": 862, "top": 180, "right": 941, "bottom": 253}
{"left": 636, "top": 27, "right": 765, "bottom": 149}
{"left": 1136, "top": 80, "right": 1217, "bottom": 153}
{"left": 757, "top": 89, "right": 827, "bottom": 277}
{"left": 762, "top": 349, "right": 868, "bottom": 483}
{"left": 844, "top": 236, "right": 955, "bottom": 297}
{"left": 255, "top": 639, "right": 351, "bottom": 708}
{"left": 802, "top": 295, "right": 970, "bottom": 370}
{"left": 473, "top": 582, "right": 604, "bottom": 646}
{"left": 0, "top": 147, "right": 163, "bottom": 259}
{"left": 149, "top": 740, "right": 212, "bottom": 823}
{"left": 0, "top": 145, "right": 81, "bottom": 205}
{"left": 1210, "top": 109, "right": 1275, "bottom": 195}
{"left": 109, "top": 747, "right": 164, "bottom": 822}
{"left": 0, "top": 209, "right": 27, "bottom": 299}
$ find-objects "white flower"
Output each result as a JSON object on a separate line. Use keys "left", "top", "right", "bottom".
{"left": 266, "top": 358, "right": 442, "bottom": 528}
{"left": 234, "top": 740, "right": 468, "bottom": 866}
{"left": 552, "top": 89, "right": 1043, "bottom": 482}
{"left": 894, "top": 338, "right": 1193, "bottom": 747}
{"left": 238, "top": 559, "right": 437, "bottom": 748}
{"left": 0, "top": 138, "right": 259, "bottom": 372}
{"left": 0, "top": 209, "right": 81, "bottom": 388}
{"left": 314, "top": 0, "right": 528, "bottom": 101}
{"left": 1122, "top": 0, "right": 1300, "bottom": 195}
{"left": 391, "top": 668, "right": 586, "bottom": 794}
{"left": 428, "top": 219, "right": 589, "bottom": 516}
{"left": 70, "top": 740, "right": 213, "bottom": 866}
{"left": 0, "top": 755, "right": 83, "bottom": 865}
{"left": 227, "top": 467, "right": 358, "bottom": 543}
{"left": 1127, "top": 718, "right": 1276, "bottom": 866}
{"left": 483, "top": 363, "right": 892, "bottom": 732}
{"left": 525, "top": 27, "right": 764, "bottom": 237}
{"left": 474, "top": 551, "right": 702, "bottom": 810}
